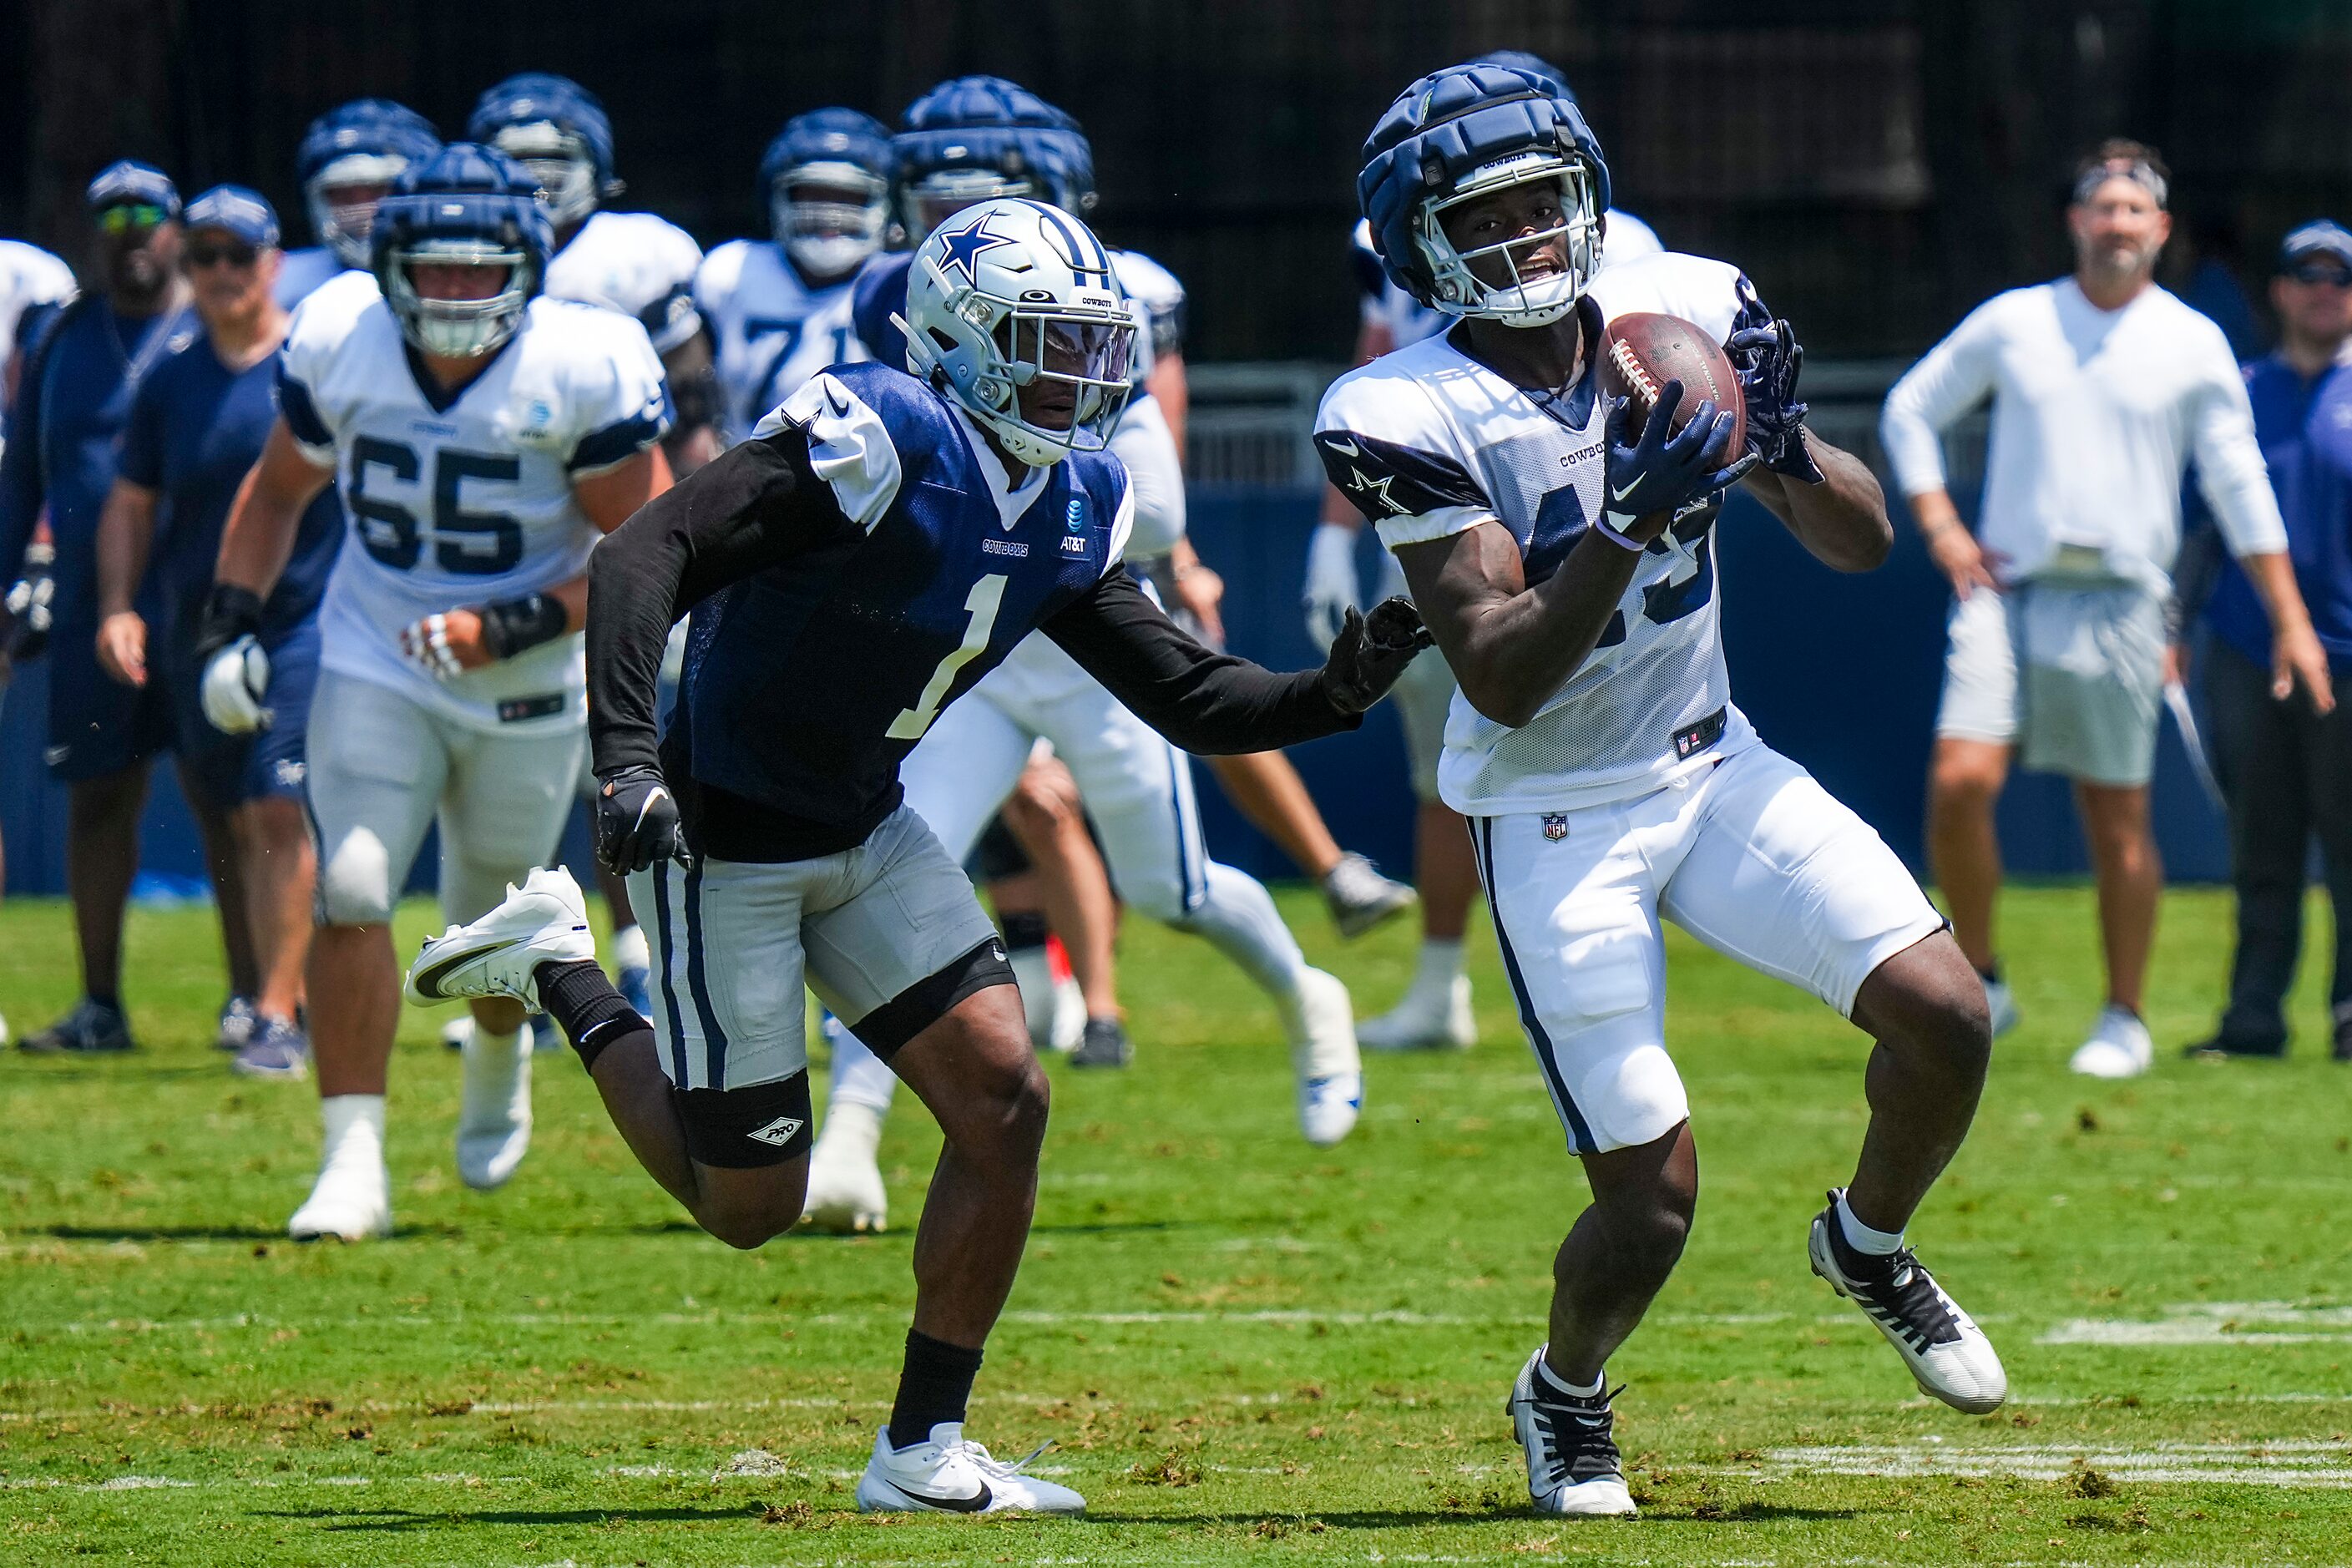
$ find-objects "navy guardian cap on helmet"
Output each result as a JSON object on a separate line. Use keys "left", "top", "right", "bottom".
{"left": 370, "top": 142, "right": 551, "bottom": 359}
{"left": 892, "top": 75, "right": 1096, "bottom": 241}
{"left": 1471, "top": 49, "right": 1577, "bottom": 103}
{"left": 467, "top": 72, "right": 618, "bottom": 227}
{"left": 1358, "top": 63, "right": 1611, "bottom": 327}
{"left": 761, "top": 107, "right": 893, "bottom": 279}
{"left": 297, "top": 99, "right": 442, "bottom": 268}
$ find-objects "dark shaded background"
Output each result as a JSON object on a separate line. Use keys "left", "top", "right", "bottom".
{"left": 8, "top": 0, "right": 2352, "bottom": 362}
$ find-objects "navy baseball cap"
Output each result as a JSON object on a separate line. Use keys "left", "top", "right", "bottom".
{"left": 184, "top": 185, "right": 281, "bottom": 247}
{"left": 85, "top": 159, "right": 180, "bottom": 217}
{"left": 2279, "top": 220, "right": 2352, "bottom": 271}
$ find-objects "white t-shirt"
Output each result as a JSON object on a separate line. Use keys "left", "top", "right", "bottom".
{"left": 543, "top": 210, "right": 705, "bottom": 356}
{"left": 1318, "top": 250, "right": 1761, "bottom": 817}
{"left": 280, "top": 271, "right": 670, "bottom": 731}
{"left": 1879, "top": 277, "right": 2286, "bottom": 593}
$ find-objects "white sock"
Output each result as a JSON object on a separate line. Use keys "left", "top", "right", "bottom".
{"left": 609, "top": 923, "right": 650, "bottom": 974}
{"left": 1534, "top": 1353, "right": 1604, "bottom": 1401}
{"left": 1007, "top": 947, "right": 1058, "bottom": 1046}
{"left": 825, "top": 1014, "right": 900, "bottom": 1115}
{"left": 1835, "top": 1189, "right": 1904, "bottom": 1256}
{"left": 1181, "top": 862, "right": 1308, "bottom": 1002}
{"left": 1413, "top": 938, "right": 1466, "bottom": 994}
{"left": 320, "top": 1093, "right": 386, "bottom": 1165}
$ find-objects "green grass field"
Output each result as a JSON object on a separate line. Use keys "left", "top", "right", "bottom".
{"left": 3, "top": 883, "right": 2349, "bottom": 1565}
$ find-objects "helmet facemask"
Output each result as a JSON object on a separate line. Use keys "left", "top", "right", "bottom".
{"left": 385, "top": 237, "right": 534, "bottom": 357}
{"left": 1416, "top": 150, "right": 1602, "bottom": 326}
{"left": 490, "top": 121, "right": 599, "bottom": 226}
{"left": 308, "top": 151, "right": 411, "bottom": 269}
{"left": 771, "top": 160, "right": 889, "bottom": 277}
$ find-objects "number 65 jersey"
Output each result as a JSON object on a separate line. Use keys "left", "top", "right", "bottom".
{"left": 1315, "top": 250, "right": 1768, "bottom": 817}
{"left": 278, "top": 271, "right": 670, "bottom": 731}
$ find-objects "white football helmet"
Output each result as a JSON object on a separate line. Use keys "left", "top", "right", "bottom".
{"left": 898, "top": 197, "right": 1136, "bottom": 468}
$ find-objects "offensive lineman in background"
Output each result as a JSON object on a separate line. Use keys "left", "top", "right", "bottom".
{"left": 1306, "top": 49, "right": 1662, "bottom": 1053}
{"left": 204, "top": 146, "right": 672, "bottom": 1239}
{"left": 468, "top": 71, "right": 709, "bottom": 1028}
{"left": 278, "top": 99, "right": 443, "bottom": 310}
{"left": 1320, "top": 63, "right": 2003, "bottom": 1514}
{"left": 811, "top": 77, "right": 1368, "bottom": 1233}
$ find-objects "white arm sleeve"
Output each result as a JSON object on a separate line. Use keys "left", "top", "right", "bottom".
{"left": 1108, "top": 393, "right": 1186, "bottom": 558}
{"left": 1879, "top": 303, "right": 2002, "bottom": 498}
{"left": 2189, "top": 352, "right": 2289, "bottom": 560}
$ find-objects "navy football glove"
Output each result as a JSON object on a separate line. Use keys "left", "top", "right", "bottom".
{"left": 1601, "top": 382, "right": 1758, "bottom": 541}
{"left": 1726, "top": 318, "right": 1823, "bottom": 483}
{"left": 595, "top": 766, "right": 690, "bottom": 874}
{"left": 1321, "top": 596, "right": 1434, "bottom": 716}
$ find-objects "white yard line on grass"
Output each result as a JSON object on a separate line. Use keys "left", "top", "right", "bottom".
{"left": 2041, "top": 1300, "right": 2352, "bottom": 1346}
{"left": 1718, "top": 1438, "right": 2352, "bottom": 1488}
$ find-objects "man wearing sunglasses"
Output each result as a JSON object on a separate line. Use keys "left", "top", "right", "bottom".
{"left": 1, "top": 160, "right": 196, "bottom": 1056}
{"left": 93, "top": 188, "right": 341, "bottom": 1081}
{"left": 1884, "top": 138, "right": 2334, "bottom": 1080}
{"left": 2173, "top": 221, "right": 2352, "bottom": 1061}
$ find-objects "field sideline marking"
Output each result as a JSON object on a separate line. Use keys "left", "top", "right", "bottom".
{"left": 2041, "top": 1300, "right": 2352, "bottom": 1346}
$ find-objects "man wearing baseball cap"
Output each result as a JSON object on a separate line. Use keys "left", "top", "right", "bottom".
{"left": 2175, "top": 220, "right": 2352, "bottom": 1060}
{"left": 0, "top": 159, "right": 196, "bottom": 1055}
{"left": 1883, "top": 139, "right": 2334, "bottom": 1079}
{"left": 92, "top": 185, "right": 341, "bottom": 1077}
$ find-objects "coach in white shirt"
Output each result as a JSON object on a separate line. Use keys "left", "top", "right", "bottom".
{"left": 1882, "top": 139, "right": 2334, "bottom": 1079}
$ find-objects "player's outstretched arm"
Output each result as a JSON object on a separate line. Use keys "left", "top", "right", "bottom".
{"left": 217, "top": 418, "right": 334, "bottom": 600}
{"left": 1042, "top": 565, "right": 1428, "bottom": 754}
{"left": 1738, "top": 432, "right": 1894, "bottom": 573}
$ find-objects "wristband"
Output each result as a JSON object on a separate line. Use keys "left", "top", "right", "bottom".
{"left": 478, "top": 593, "right": 569, "bottom": 660}
{"left": 1592, "top": 513, "right": 1649, "bottom": 554}
{"left": 193, "top": 584, "right": 266, "bottom": 660}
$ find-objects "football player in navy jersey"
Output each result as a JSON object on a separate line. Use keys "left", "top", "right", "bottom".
{"left": 1319, "top": 63, "right": 2001, "bottom": 1514}
{"left": 407, "top": 197, "right": 1426, "bottom": 1515}
{"left": 93, "top": 188, "right": 342, "bottom": 1081}
{"left": 279, "top": 100, "right": 442, "bottom": 310}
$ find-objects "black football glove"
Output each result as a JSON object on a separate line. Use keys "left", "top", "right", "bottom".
{"left": 1320, "top": 596, "right": 1434, "bottom": 716}
{"left": 1725, "top": 318, "right": 1824, "bottom": 483}
{"left": 595, "top": 765, "right": 690, "bottom": 874}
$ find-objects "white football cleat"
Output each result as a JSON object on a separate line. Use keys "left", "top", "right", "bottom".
{"left": 289, "top": 1137, "right": 392, "bottom": 1242}
{"left": 1283, "top": 967, "right": 1363, "bottom": 1145}
{"left": 855, "top": 1422, "right": 1085, "bottom": 1515}
{"left": 1808, "top": 1191, "right": 2007, "bottom": 1414}
{"left": 405, "top": 867, "right": 596, "bottom": 1010}
{"left": 800, "top": 1100, "right": 888, "bottom": 1233}
{"left": 1358, "top": 974, "right": 1475, "bottom": 1052}
{"left": 1983, "top": 975, "right": 2020, "bottom": 1039}
{"left": 1505, "top": 1349, "right": 1637, "bottom": 1516}
{"left": 2069, "top": 1004, "right": 2152, "bottom": 1078}
{"left": 455, "top": 1024, "right": 534, "bottom": 1191}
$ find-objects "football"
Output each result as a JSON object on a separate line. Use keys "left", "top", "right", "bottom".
{"left": 1597, "top": 311, "right": 1748, "bottom": 454}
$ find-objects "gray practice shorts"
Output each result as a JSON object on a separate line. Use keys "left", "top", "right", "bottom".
{"left": 626, "top": 806, "right": 1004, "bottom": 1092}
{"left": 1389, "top": 644, "right": 1457, "bottom": 805}
{"left": 1935, "top": 581, "right": 2167, "bottom": 787}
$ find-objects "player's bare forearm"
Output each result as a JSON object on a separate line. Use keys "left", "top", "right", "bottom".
{"left": 94, "top": 479, "right": 158, "bottom": 620}
{"left": 218, "top": 421, "right": 332, "bottom": 597}
{"left": 1742, "top": 432, "right": 1891, "bottom": 572}
{"left": 1395, "top": 522, "right": 1640, "bottom": 730}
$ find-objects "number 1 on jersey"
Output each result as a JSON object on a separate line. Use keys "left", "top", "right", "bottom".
{"left": 887, "top": 574, "right": 1009, "bottom": 741}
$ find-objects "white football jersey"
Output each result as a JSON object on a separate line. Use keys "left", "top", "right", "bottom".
{"left": 543, "top": 210, "right": 705, "bottom": 355}
{"left": 695, "top": 239, "right": 867, "bottom": 443}
{"left": 1110, "top": 247, "right": 1185, "bottom": 387}
{"left": 1353, "top": 210, "right": 1665, "bottom": 352}
{"left": 273, "top": 245, "right": 350, "bottom": 311}
{"left": 279, "top": 271, "right": 670, "bottom": 732}
{"left": 1317, "top": 250, "right": 1763, "bottom": 817}
{"left": 0, "top": 240, "right": 74, "bottom": 357}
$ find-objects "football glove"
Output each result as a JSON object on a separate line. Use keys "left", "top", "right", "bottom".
{"left": 1320, "top": 596, "right": 1433, "bottom": 716}
{"left": 200, "top": 636, "right": 272, "bottom": 733}
{"left": 1303, "top": 522, "right": 1363, "bottom": 651}
{"left": 1601, "top": 382, "right": 1758, "bottom": 541}
{"left": 1726, "top": 318, "right": 1824, "bottom": 483}
{"left": 595, "top": 765, "right": 690, "bottom": 874}
{"left": 3, "top": 542, "right": 57, "bottom": 663}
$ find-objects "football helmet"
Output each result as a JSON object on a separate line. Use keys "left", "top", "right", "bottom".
{"left": 371, "top": 144, "right": 550, "bottom": 359}
{"left": 892, "top": 76, "right": 1095, "bottom": 241}
{"left": 1473, "top": 49, "right": 1578, "bottom": 104}
{"left": 467, "top": 72, "right": 619, "bottom": 228}
{"left": 900, "top": 197, "right": 1134, "bottom": 467}
{"left": 761, "top": 108, "right": 893, "bottom": 280}
{"left": 297, "top": 99, "right": 441, "bottom": 269}
{"left": 1358, "top": 63, "right": 1611, "bottom": 327}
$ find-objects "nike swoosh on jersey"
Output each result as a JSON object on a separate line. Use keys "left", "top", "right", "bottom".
{"left": 411, "top": 937, "right": 524, "bottom": 999}
{"left": 1323, "top": 435, "right": 1360, "bottom": 457}
{"left": 888, "top": 1479, "right": 992, "bottom": 1513}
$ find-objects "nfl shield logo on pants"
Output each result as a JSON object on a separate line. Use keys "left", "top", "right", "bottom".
{"left": 1542, "top": 813, "right": 1568, "bottom": 842}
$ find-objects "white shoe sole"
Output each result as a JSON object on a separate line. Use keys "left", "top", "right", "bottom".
{"left": 1535, "top": 1477, "right": 1637, "bottom": 1516}
{"left": 289, "top": 1178, "right": 392, "bottom": 1242}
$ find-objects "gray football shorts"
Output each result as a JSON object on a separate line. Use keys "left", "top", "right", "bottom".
{"left": 1935, "top": 579, "right": 2167, "bottom": 787}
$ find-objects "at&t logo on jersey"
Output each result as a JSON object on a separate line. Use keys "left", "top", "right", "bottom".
{"left": 1065, "top": 498, "right": 1086, "bottom": 532}
{"left": 1060, "top": 533, "right": 1090, "bottom": 555}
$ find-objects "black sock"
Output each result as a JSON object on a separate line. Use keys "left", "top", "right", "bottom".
{"left": 1000, "top": 910, "right": 1050, "bottom": 952}
{"left": 1976, "top": 963, "right": 2000, "bottom": 985}
{"left": 535, "top": 959, "right": 646, "bottom": 1073}
{"left": 888, "top": 1329, "right": 985, "bottom": 1449}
